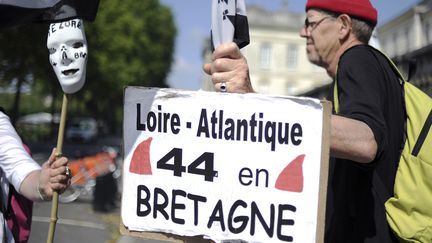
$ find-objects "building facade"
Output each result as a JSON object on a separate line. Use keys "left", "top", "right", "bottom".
{"left": 378, "top": 0, "right": 432, "bottom": 96}
{"left": 202, "top": 1, "right": 432, "bottom": 98}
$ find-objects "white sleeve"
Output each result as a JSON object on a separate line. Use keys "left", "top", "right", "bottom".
{"left": 0, "top": 112, "right": 41, "bottom": 191}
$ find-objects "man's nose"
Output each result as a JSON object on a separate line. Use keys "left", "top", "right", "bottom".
{"left": 299, "top": 26, "right": 309, "bottom": 38}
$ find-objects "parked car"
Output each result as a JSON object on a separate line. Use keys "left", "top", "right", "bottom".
{"left": 66, "top": 117, "right": 98, "bottom": 142}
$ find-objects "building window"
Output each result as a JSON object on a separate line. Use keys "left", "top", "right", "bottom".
{"left": 286, "top": 44, "right": 298, "bottom": 69}
{"left": 260, "top": 43, "right": 271, "bottom": 69}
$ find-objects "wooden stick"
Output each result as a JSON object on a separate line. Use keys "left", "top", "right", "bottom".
{"left": 46, "top": 94, "right": 68, "bottom": 243}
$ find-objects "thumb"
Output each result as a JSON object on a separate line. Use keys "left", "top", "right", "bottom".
{"left": 47, "top": 148, "right": 58, "bottom": 166}
{"left": 203, "top": 63, "right": 212, "bottom": 75}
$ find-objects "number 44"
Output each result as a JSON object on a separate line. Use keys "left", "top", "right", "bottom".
{"left": 157, "top": 148, "right": 218, "bottom": 182}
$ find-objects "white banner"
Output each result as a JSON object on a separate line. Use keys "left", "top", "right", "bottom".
{"left": 122, "top": 87, "right": 328, "bottom": 243}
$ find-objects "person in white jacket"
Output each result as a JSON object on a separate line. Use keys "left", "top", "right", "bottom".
{"left": 0, "top": 110, "right": 70, "bottom": 242}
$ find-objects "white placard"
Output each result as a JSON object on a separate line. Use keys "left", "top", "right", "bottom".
{"left": 122, "top": 87, "right": 329, "bottom": 243}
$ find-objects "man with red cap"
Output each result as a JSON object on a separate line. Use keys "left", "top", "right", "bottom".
{"left": 204, "top": 0, "right": 404, "bottom": 242}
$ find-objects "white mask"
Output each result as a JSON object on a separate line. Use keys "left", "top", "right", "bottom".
{"left": 47, "top": 18, "right": 87, "bottom": 94}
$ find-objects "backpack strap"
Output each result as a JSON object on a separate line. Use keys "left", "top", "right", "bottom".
{"left": 333, "top": 45, "right": 406, "bottom": 113}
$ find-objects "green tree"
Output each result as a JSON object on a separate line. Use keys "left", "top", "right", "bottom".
{"left": 0, "top": 0, "right": 176, "bottom": 134}
{"left": 0, "top": 23, "right": 53, "bottom": 124}
{"left": 75, "top": 0, "right": 177, "bottom": 133}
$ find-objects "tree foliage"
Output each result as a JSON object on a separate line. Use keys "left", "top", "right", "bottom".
{"left": 0, "top": 23, "right": 53, "bottom": 123}
{"left": 78, "top": 0, "right": 176, "bottom": 132}
{"left": 0, "top": 0, "right": 176, "bottom": 133}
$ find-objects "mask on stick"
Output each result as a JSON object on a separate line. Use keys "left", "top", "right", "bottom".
{"left": 47, "top": 18, "right": 87, "bottom": 94}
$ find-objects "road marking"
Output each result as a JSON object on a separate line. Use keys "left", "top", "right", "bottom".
{"left": 32, "top": 216, "right": 107, "bottom": 230}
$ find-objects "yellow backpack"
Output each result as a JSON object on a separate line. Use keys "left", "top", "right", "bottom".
{"left": 333, "top": 47, "right": 432, "bottom": 243}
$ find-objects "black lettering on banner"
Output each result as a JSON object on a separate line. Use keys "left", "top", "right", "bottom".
{"left": 239, "top": 168, "right": 269, "bottom": 188}
{"left": 137, "top": 185, "right": 208, "bottom": 226}
{"left": 239, "top": 168, "right": 253, "bottom": 186}
{"left": 136, "top": 185, "right": 297, "bottom": 241}
{"left": 197, "top": 109, "right": 210, "bottom": 138}
{"left": 196, "top": 109, "right": 303, "bottom": 151}
{"left": 265, "top": 121, "right": 276, "bottom": 151}
{"left": 224, "top": 119, "right": 235, "bottom": 140}
{"left": 136, "top": 185, "right": 151, "bottom": 216}
{"left": 250, "top": 114, "right": 258, "bottom": 142}
{"left": 256, "top": 168, "right": 269, "bottom": 187}
{"left": 250, "top": 202, "right": 274, "bottom": 237}
{"left": 228, "top": 200, "right": 248, "bottom": 234}
{"left": 147, "top": 110, "right": 157, "bottom": 131}
{"left": 278, "top": 123, "right": 289, "bottom": 145}
{"left": 258, "top": 113, "right": 264, "bottom": 142}
{"left": 157, "top": 105, "right": 163, "bottom": 132}
{"left": 237, "top": 119, "right": 248, "bottom": 141}
{"left": 153, "top": 188, "right": 169, "bottom": 220}
{"left": 277, "top": 204, "right": 296, "bottom": 242}
{"left": 172, "top": 190, "right": 186, "bottom": 225}
{"left": 136, "top": 103, "right": 146, "bottom": 130}
{"left": 208, "top": 200, "right": 226, "bottom": 231}
{"left": 187, "top": 194, "right": 207, "bottom": 226}
{"left": 211, "top": 110, "right": 218, "bottom": 138}
{"left": 291, "top": 123, "right": 303, "bottom": 145}
{"left": 188, "top": 152, "right": 217, "bottom": 182}
{"left": 157, "top": 148, "right": 218, "bottom": 182}
{"left": 157, "top": 148, "right": 185, "bottom": 177}
{"left": 136, "top": 104, "right": 181, "bottom": 134}
{"left": 218, "top": 110, "right": 224, "bottom": 138}
{"left": 171, "top": 114, "right": 181, "bottom": 134}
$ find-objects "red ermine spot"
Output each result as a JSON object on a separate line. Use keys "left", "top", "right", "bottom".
{"left": 275, "top": 154, "right": 305, "bottom": 193}
{"left": 129, "top": 137, "right": 153, "bottom": 175}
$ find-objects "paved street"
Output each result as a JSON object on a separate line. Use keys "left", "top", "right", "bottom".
{"left": 29, "top": 200, "right": 115, "bottom": 243}
{"left": 28, "top": 136, "right": 122, "bottom": 243}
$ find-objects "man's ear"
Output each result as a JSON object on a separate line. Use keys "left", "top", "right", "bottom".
{"left": 337, "top": 14, "right": 352, "bottom": 40}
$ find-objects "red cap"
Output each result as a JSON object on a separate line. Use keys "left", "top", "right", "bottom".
{"left": 306, "top": 0, "right": 377, "bottom": 26}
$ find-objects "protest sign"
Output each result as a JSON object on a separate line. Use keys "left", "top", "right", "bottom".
{"left": 121, "top": 87, "right": 331, "bottom": 243}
